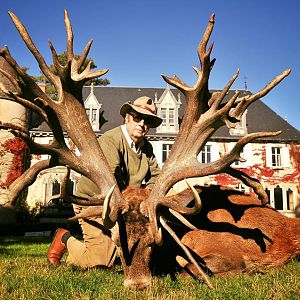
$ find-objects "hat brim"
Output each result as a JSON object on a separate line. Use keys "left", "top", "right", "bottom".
{"left": 120, "top": 103, "right": 162, "bottom": 128}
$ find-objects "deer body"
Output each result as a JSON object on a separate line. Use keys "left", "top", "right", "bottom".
{"left": 179, "top": 186, "right": 300, "bottom": 276}
{"left": 111, "top": 186, "right": 299, "bottom": 287}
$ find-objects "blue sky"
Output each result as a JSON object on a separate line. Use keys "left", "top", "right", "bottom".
{"left": 1, "top": 0, "right": 299, "bottom": 130}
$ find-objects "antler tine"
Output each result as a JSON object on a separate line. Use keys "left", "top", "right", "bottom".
{"left": 0, "top": 67, "right": 21, "bottom": 95}
{"left": 230, "top": 69, "right": 291, "bottom": 122}
{"left": 77, "top": 39, "right": 93, "bottom": 71}
{"left": 8, "top": 12, "right": 59, "bottom": 88}
{"left": 158, "top": 180, "right": 202, "bottom": 215}
{"left": 159, "top": 215, "right": 213, "bottom": 289}
{"left": 224, "top": 167, "right": 269, "bottom": 205}
{"left": 64, "top": 9, "right": 74, "bottom": 61}
{"left": 0, "top": 91, "right": 49, "bottom": 123}
{"left": 3, "top": 160, "right": 51, "bottom": 207}
{"left": 0, "top": 46, "right": 52, "bottom": 103}
{"left": 197, "top": 13, "right": 215, "bottom": 75}
{"left": 210, "top": 69, "right": 240, "bottom": 111}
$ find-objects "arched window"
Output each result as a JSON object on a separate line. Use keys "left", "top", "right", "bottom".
{"left": 52, "top": 180, "right": 61, "bottom": 196}
{"left": 265, "top": 188, "right": 270, "bottom": 201}
{"left": 274, "top": 185, "right": 283, "bottom": 210}
{"left": 286, "top": 188, "right": 294, "bottom": 211}
{"left": 67, "top": 179, "right": 75, "bottom": 194}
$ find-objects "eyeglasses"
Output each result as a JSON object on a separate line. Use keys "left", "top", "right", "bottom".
{"left": 128, "top": 112, "right": 153, "bottom": 126}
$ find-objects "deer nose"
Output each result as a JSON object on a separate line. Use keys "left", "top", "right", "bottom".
{"left": 124, "top": 276, "right": 152, "bottom": 290}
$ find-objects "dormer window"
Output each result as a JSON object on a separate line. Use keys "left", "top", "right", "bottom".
{"left": 84, "top": 84, "right": 102, "bottom": 131}
{"left": 161, "top": 108, "right": 166, "bottom": 125}
{"left": 161, "top": 108, "right": 175, "bottom": 127}
{"left": 229, "top": 110, "right": 248, "bottom": 136}
{"left": 156, "top": 85, "right": 181, "bottom": 134}
{"left": 91, "top": 109, "right": 97, "bottom": 124}
{"left": 169, "top": 108, "right": 175, "bottom": 126}
{"left": 86, "top": 108, "right": 90, "bottom": 119}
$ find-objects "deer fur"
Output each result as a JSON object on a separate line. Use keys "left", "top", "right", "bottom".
{"left": 110, "top": 185, "right": 299, "bottom": 287}
{"left": 177, "top": 186, "right": 300, "bottom": 276}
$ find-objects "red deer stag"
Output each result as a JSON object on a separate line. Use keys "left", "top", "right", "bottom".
{"left": 0, "top": 11, "right": 298, "bottom": 289}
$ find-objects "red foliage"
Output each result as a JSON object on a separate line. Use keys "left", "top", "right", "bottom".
{"left": 0, "top": 137, "right": 28, "bottom": 188}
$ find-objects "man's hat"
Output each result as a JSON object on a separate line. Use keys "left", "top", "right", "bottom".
{"left": 120, "top": 96, "right": 162, "bottom": 128}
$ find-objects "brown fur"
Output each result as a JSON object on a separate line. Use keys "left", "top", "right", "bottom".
{"left": 113, "top": 185, "right": 300, "bottom": 288}
{"left": 113, "top": 187, "right": 154, "bottom": 289}
{"left": 181, "top": 186, "right": 300, "bottom": 276}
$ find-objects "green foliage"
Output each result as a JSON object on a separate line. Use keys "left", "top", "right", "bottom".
{"left": 0, "top": 236, "right": 299, "bottom": 300}
{"left": 14, "top": 195, "right": 41, "bottom": 222}
{"left": 31, "top": 51, "right": 110, "bottom": 99}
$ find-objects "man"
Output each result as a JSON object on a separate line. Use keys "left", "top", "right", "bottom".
{"left": 47, "top": 96, "right": 162, "bottom": 268}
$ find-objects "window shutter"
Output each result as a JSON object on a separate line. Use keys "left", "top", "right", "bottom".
{"left": 243, "top": 144, "right": 253, "bottom": 166}
{"left": 265, "top": 144, "right": 272, "bottom": 167}
{"left": 281, "top": 146, "right": 290, "bottom": 168}
{"left": 211, "top": 143, "right": 220, "bottom": 162}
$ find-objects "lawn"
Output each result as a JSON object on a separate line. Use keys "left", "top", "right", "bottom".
{"left": 0, "top": 236, "right": 299, "bottom": 300}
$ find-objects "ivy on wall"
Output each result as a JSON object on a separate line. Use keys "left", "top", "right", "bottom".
{"left": 0, "top": 136, "right": 28, "bottom": 188}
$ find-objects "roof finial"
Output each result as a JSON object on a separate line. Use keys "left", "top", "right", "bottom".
{"left": 244, "top": 76, "right": 248, "bottom": 92}
{"left": 90, "top": 82, "right": 94, "bottom": 94}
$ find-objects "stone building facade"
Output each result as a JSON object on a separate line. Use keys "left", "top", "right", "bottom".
{"left": 1, "top": 85, "right": 300, "bottom": 219}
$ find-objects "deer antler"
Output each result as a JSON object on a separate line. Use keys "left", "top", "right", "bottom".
{"left": 148, "top": 14, "right": 290, "bottom": 209}
{"left": 0, "top": 10, "right": 124, "bottom": 213}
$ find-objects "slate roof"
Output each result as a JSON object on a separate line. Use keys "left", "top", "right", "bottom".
{"left": 31, "top": 86, "right": 300, "bottom": 142}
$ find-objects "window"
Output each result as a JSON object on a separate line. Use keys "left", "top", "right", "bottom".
{"left": 229, "top": 110, "right": 248, "bottom": 136}
{"left": 271, "top": 147, "right": 281, "bottom": 167}
{"left": 235, "top": 183, "right": 245, "bottom": 192}
{"left": 161, "top": 108, "right": 167, "bottom": 125}
{"left": 160, "top": 108, "right": 175, "bottom": 128}
{"left": 162, "top": 144, "right": 173, "bottom": 163}
{"left": 274, "top": 185, "right": 283, "bottom": 210}
{"left": 200, "top": 145, "right": 211, "bottom": 163}
{"left": 91, "top": 109, "right": 97, "bottom": 123}
{"left": 286, "top": 188, "right": 294, "bottom": 211}
{"left": 266, "top": 144, "right": 289, "bottom": 168}
{"left": 50, "top": 179, "right": 62, "bottom": 206}
{"left": 265, "top": 188, "right": 270, "bottom": 201}
{"left": 52, "top": 180, "right": 61, "bottom": 196}
{"left": 169, "top": 109, "right": 175, "bottom": 126}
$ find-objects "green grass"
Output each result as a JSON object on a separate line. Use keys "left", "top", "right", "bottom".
{"left": 0, "top": 236, "right": 299, "bottom": 300}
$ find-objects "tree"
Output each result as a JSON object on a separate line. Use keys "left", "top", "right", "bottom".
{"left": 31, "top": 51, "right": 110, "bottom": 99}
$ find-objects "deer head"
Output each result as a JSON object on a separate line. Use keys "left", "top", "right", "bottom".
{"left": 0, "top": 11, "right": 290, "bottom": 289}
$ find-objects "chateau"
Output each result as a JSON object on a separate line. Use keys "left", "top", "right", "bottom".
{"left": 1, "top": 84, "right": 300, "bottom": 219}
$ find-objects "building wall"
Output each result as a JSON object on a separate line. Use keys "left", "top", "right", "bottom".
{"left": 172, "top": 141, "right": 299, "bottom": 218}
{"left": 26, "top": 135, "right": 300, "bottom": 218}
{"left": 0, "top": 57, "right": 29, "bottom": 205}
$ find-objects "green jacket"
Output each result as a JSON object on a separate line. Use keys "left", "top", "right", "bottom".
{"left": 76, "top": 126, "right": 160, "bottom": 197}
